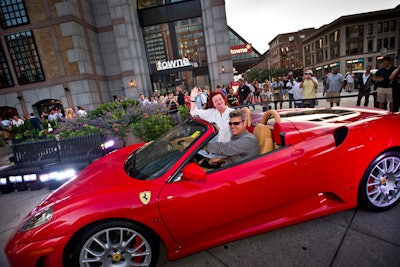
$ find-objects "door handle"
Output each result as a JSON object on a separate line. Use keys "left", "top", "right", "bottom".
{"left": 291, "top": 148, "right": 304, "bottom": 157}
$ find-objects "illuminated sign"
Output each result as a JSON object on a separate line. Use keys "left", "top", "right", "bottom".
{"left": 346, "top": 59, "right": 364, "bottom": 64}
{"left": 230, "top": 44, "right": 253, "bottom": 55}
{"left": 156, "top": 58, "right": 192, "bottom": 71}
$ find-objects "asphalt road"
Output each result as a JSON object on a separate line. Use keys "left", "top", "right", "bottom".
{"left": 1, "top": 87, "right": 399, "bottom": 267}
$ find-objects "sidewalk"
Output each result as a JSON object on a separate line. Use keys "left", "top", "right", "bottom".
{"left": 258, "top": 82, "right": 375, "bottom": 111}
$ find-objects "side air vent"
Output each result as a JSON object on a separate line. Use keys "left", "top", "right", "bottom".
{"left": 333, "top": 127, "right": 348, "bottom": 147}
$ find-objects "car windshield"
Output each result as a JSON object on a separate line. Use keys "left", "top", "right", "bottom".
{"left": 124, "top": 119, "right": 208, "bottom": 180}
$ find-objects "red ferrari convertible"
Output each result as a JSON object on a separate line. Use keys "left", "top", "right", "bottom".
{"left": 5, "top": 107, "right": 400, "bottom": 267}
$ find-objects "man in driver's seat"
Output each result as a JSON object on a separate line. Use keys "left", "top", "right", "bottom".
{"left": 201, "top": 109, "right": 260, "bottom": 167}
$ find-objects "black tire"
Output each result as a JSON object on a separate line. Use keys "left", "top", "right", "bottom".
{"left": 358, "top": 151, "right": 400, "bottom": 211}
{"left": 67, "top": 220, "right": 159, "bottom": 267}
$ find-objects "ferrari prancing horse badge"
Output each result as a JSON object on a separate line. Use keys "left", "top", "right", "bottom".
{"left": 139, "top": 191, "right": 151, "bottom": 205}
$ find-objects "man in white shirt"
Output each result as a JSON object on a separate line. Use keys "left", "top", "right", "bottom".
{"left": 11, "top": 115, "right": 24, "bottom": 127}
{"left": 48, "top": 109, "right": 58, "bottom": 121}
{"left": 195, "top": 87, "right": 208, "bottom": 110}
{"left": 77, "top": 106, "right": 88, "bottom": 117}
{"left": 345, "top": 71, "right": 354, "bottom": 92}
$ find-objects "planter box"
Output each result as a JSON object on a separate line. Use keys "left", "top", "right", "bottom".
{"left": 0, "top": 134, "right": 108, "bottom": 193}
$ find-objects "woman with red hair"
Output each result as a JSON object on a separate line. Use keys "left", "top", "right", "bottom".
{"left": 190, "top": 87, "right": 234, "bottom": 142}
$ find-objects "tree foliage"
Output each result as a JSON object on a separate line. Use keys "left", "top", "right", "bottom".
{"left": 244, "top": 66, "right": 290, "bottom": 83}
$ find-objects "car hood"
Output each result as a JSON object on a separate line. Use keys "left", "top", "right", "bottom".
{"left": 38, "top": 144, "right": 145, "bottom": 209}
{"left": 10, "top": 143, "right": 170, "bottom": 245}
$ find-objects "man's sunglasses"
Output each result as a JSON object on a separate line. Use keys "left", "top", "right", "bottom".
{"left": 228, "top": 121, "right": 242, "bottom": 126}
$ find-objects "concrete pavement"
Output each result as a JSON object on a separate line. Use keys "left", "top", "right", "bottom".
{"left": 1, "top": 87, "right": 399, "bottom": 267}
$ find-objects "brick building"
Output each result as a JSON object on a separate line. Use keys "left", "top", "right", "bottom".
{"left": 303, "top": 5, "right": 400, "bottom": 78}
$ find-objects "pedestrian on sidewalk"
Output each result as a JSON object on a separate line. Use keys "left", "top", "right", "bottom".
{"left": 286, "top": 72, "right": 296, "bottom": 108}
{"left": 260, "top": 81, "right": 272, "bottom": 112}
{"left": 373, "top": 56, "right": 396, "bottom": 112}
{"left": 272, "top": 77, "right": 284, "bottom": 109}
{"left": 326, "top": 67, "right": 344, "bottom": 108}
{"left": 300, "top": 70, "right": 318, "bottom": 108}
{"left": 356, "top": 65, "right": 374, "bottom": 107}
{"left": 345, "top": 71, "right": 354, "bottom": 92}
{"left": 389, "top": 64, "right": 400, "bottom": 112}
{"left": 292, "top": 77, "right": 303, "bottom": 108}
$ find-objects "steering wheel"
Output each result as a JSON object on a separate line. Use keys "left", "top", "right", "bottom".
{"left": 260, "top": 110, "right": 281, "bottom": 125}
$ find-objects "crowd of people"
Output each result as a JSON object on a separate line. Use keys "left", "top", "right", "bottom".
{"left": 135, "top": 56, "right": 400, "bottom": 128}
{"left": 0, "top": 106, "right": 88, "bottom": 145}
{"left": 321, "top": 56, "right": 400, "bottom": 112}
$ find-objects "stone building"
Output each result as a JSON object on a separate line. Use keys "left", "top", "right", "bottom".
{"left": 0, "top": 0, "right": 233, "bottom": 118}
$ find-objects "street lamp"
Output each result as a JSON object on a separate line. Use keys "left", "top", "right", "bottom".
{"left": 281, "top": 46, "right": 289, "bottom": 69}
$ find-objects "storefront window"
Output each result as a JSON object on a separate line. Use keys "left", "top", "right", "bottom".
{"left": 144, "top": 16, "right": 208, "bottom": 94}
{"left": 151, "top": 70, "right": 209, "bottom": 96}
{"left": 143, "top": 24, "right": 170, "bottom": 65}
{"left": 175, "top": 18, "right": 207, "bottom": 67}
{"left": 143, "top": 17, "right": 206, "bottom": 71}
{"left": 346, "top": 59, "right": 364, "bottom": 71}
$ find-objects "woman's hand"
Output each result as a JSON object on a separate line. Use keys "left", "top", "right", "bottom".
{"left": 190, "top": 87, "right": 200, "bottom": 101}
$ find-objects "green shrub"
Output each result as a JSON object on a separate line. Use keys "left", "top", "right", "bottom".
{"left": 89, "top": 99, "right": 141, "bottom": 118}
{"left": 12, "top": 100, "right": 174, "bottom": 145}
{"left": 132, "top": 114, "right": 174, "bottom": 142}
{"left": 179, "top": 105, "right": 190, "bottom": 121}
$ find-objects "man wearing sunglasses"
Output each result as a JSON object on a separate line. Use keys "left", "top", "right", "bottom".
{"left": 202, "top": 109, "right": 259, "bottom": 167}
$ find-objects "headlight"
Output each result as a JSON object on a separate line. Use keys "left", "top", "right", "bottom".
{"left": 19, "top": 207, "right": 53, "bottom": 232}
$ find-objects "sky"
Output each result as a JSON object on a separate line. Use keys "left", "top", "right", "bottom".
{"left": 225, "top": 0, "right": 399, "bottom": 54}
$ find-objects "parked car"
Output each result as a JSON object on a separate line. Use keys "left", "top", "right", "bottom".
{"left": 5, "top": 107, "right": 400, "bottom": 267}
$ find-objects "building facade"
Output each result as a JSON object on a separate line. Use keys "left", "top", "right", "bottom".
{"left": 268, "top": 28, "right": 316, "bottom": 72}
{"left": 0, "top": 0, "right": 233, "bottom": 118}
{"left": 252, "top": 28, "right": 316, "bottom": 79}
{"left": 303, "top": 6, "right": 400, "bottom": 78}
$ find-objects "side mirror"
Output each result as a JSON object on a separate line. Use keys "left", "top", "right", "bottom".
{"left": 182, "top": 162, "right": 206, "bottom": 181}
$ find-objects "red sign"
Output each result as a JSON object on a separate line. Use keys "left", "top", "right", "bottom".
{"left": 230, "top": 44, "right": 253, "bottom": 55}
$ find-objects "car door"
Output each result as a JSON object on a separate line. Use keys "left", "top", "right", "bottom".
{"left": 158, "top": 145, "right": 305, "bottom": 249}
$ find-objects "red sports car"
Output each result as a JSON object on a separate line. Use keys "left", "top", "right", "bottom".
{"left": 5, "top": 107, "right": 400, "bottom": 267}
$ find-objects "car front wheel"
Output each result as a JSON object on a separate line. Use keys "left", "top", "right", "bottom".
{"left": 68, "top": 220, "right": 159, "bottom": 267}
{"left": 358, "top": 151, "right": 400, "bottom": 211}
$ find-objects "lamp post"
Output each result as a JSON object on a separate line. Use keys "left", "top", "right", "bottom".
{"left": 268, "top": 58, "right": 271, "bottom": 82}
{"left": 281, "top": 46, "right": 289, "bottom": 69}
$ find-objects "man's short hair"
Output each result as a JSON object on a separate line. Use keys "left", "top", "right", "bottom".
{"left": 229, "top": 109, "right": 247, "bottom": 122}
